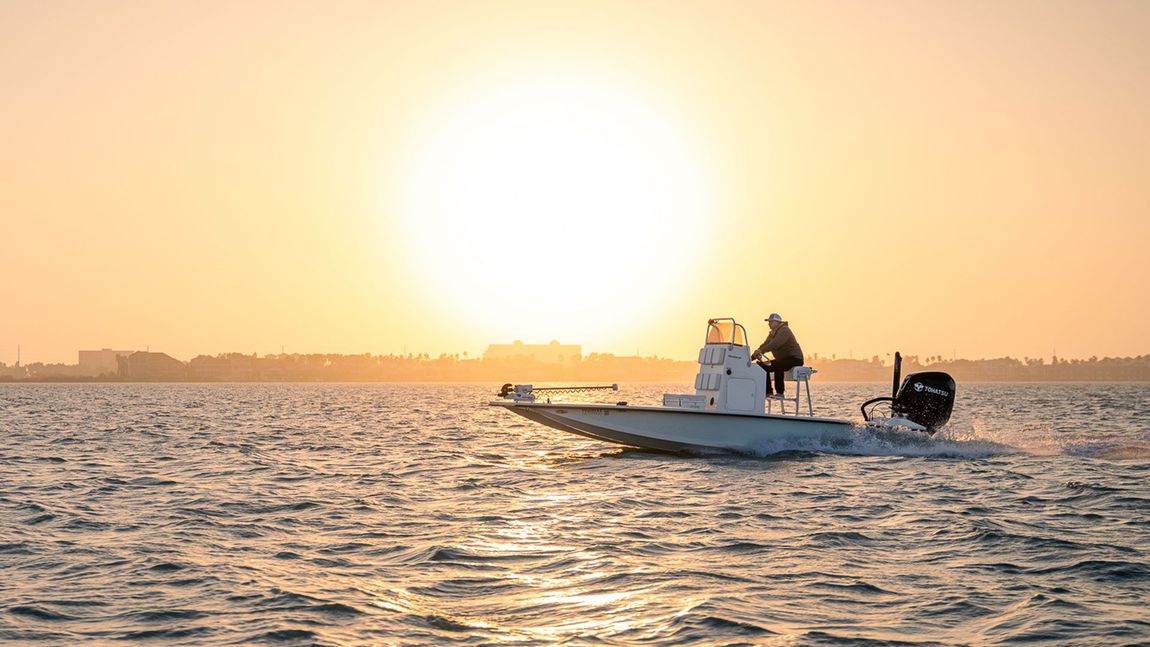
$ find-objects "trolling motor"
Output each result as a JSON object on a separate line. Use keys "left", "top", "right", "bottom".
{"left": 861, "top": 352, "right": 956, "bottom": 434}
{"left": 498, "top": 383, "right": 619, "bottom": 403}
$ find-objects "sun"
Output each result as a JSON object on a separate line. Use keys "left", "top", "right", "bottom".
{"left": 389, "top": 71, "right": 716, "bottom": 347}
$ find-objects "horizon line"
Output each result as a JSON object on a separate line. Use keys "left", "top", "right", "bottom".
{"left": 4, "top": 347, "right": 1149, "bottom": 367}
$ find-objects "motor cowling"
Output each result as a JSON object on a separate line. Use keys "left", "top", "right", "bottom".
{"left": 892, "top": 372, "right": 956, "bottom": 432}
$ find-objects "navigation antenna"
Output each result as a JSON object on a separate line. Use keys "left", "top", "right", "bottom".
{"left": 891, "top": 351, "right": 902, "bottom": 398}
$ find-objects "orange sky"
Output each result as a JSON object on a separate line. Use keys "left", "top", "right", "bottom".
{"left": 2, "top": 1, "right": 1148, "bottom": 365}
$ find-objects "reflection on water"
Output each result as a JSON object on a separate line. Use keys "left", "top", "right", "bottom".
{"left": 1, "top": 383, "right": 1148, "bottom": 644}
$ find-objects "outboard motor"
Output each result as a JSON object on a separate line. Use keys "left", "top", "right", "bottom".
{"left": 861, "top": 352, "right": 956, "bottom": 434}
{"left": 892, "top": 371, "right": 956, "bottom": 432}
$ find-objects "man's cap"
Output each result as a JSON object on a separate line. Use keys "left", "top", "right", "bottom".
{"left": 765, "top": 313, "right": 783, "bottom": 322}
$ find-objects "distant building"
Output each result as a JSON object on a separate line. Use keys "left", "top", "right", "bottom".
{"left": 78, "top": 349, "right": 134, "bottom": 377}
{"left": 483, "top": 340, "right": 582, "bottom": 364}
{"left": 0, "top": 363, "right": 28, "bottom": 380}
{"left": 118, "top": 351, "right": 187, "bottom": 381}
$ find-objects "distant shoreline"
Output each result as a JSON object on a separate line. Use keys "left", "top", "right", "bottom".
{"left": 5, "top": 351, "right": 1149, "bottom": 383}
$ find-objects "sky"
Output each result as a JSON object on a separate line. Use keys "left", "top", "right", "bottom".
{"left": 2, "top": 0, "right": 1148, "bottom": 364}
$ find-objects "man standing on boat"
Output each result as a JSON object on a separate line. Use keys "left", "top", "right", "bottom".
{"left": 751, "top": 313, "right": 804, "bottom": 397}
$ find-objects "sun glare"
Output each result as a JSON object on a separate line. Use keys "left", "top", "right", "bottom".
{"left": 391, "top": 72, "right": 716, "bottom": 346}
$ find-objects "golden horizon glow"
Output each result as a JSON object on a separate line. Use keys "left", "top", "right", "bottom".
{"left": 1, "top": 1, "right": 1148, "bottom": 364}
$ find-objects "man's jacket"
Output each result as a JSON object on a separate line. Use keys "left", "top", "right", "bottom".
{"left": 756, "top": 323, "right": 804, "bottom": 363}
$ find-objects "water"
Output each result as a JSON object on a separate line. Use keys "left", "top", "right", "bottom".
{"left": 2, "top": 383, "right": 1148, "bottom": 645}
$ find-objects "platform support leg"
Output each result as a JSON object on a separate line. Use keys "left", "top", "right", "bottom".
{"left": 805, "top": 378, "right": 813, "bottom": 416}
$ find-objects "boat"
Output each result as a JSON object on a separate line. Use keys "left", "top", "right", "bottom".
{"left": 490, "top": 317, "right": 956, "bottom": 454}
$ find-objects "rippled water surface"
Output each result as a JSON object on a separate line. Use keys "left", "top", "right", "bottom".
{"left": 2, "top": 383, "right": 1149, "bottom": 645}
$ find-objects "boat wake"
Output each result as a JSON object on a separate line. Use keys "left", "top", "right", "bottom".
{"left": 738, "top": 422, "right": 1150, "bottom": 461}
{"left": 740, "top": 423, "right": 1019, "bottom": 459}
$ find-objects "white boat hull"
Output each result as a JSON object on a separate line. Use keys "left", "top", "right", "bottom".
{"left": 491, "top": 401, "right": 856, "bottom": 454}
